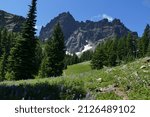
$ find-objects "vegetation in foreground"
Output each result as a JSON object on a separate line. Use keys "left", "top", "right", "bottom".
{"left": 0, "top": 0, "right": 150, "bottom": 100}
{"left": 0, "top": 57, "right": 149, "bottom": 100}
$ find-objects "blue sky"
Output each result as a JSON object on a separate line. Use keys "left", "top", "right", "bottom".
{"left": 0, "top": 0, "right": 150, "bottom": 36}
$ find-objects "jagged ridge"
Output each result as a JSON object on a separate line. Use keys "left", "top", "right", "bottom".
{"left": 0, "top": 10, "right": 26, "bottom": 32}
{"left": 39, "top": 12, "right": 138, "bottom": 53}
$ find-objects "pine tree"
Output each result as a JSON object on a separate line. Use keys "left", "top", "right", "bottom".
{"left": 39, "top": 23, "right": 65, "bottom": 78}
{"left": 138, "top": 38, "right": 143, "bottom": 57}
{"left": 139, "top": 24, "right": 150, "bottom": 57}
{"left": 0, "top": 29, "right": 8, "bottom": 56}
{"left": 0, "top": 29, "right": 14, "bottom": 81}
{"left": 91, "top": 43, "right": 107, "bottom": 69}
{"left": 64, "top": 53, "right": 80, "bottom": 66}
{"left": 35, "top": 40, "right": 43, "bottom": 74}
{"left": 147, "top": 43, "right": 150, "bottom": 56}
{"left": 7, "top": 0, "right": 37, "bottom": 80}
{"left": 118, "top": 36, "right": 128, "bottom": 61}
{"left": 108, "top": 40, "right": 117, "bottom": 66}
{"left": 80, "top": 50, "right": 93, "bottom": 62}
{"left": 72, "top": 53, "right": 79, "bottom": 64}
{"left": 0, "top": 29, "right": 2, "bottom": 57}
{"left": 126, "top": 33, "right": 137, "bottom": 61}
{"left": 0, "top": 51, "right": 7, "bottom": 81}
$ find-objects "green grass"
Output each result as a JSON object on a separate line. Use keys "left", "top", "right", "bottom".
{"left": 64, "top": 61, "right": 92, "bottom": 76}
{"left": 0, "top": 58, "right": 150, "bottom": 100}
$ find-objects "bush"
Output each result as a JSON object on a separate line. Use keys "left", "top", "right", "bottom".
{"left": 0, "top": 79, "right": 86, "bottom": 100}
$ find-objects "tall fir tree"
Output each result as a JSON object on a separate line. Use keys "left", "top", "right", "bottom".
{"left": 0, "top": 29, "right": 15, "bottom": 81}
{"left": 7, "top": 0, "right": 38, "bottom": 80}
{"left": 108, "top": 39, "right": 117, "bottom": 66}
{"left": 0, "top": 29, "right": 2, "bottom": 57}
{"left": 0, "top": 51, "right": 7, "bottom": 81}
{"left": 64, "top": 53, "right": 80, "bottom": 66}
{"left": 91, "top": 43, "right": 107, "bottom": 69}
{"left": 117, "top": 36, "right": 127, "bottom": 61}
{"left": 39, "top": 23, "right": 65, "bottom": 78}
{"left": 139, "top": 24, "right": 150, "bottom": 57}
{"left": 80, "top": 50, "right": 93, "bottom": 62}
{"left": 147, "top": 43, "right": 150, "bottom": 56}
{"left": 126, "top": 33, "right": 137, "bottom": 61}
{"left": 34, "top": 40, "right": 43, "bottom": 74}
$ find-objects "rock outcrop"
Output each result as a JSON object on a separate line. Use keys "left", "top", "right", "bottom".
{"left": 0, "top": 10, "right": 26, "bottom": 32}
{"left": 39, "top": 12, "right": 138, "bottom": 53}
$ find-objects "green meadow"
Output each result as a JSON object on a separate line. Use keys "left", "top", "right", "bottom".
{"left": 0, "top": 58, "right": 150, "bottom": 100}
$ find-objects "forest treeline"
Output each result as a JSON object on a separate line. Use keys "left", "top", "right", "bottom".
{"left": 0, "top": 0, "right": 150, "bottom": 81}
{"left": 0, "top": 0, "right": 64, "bottom": 81}
{"left": 91, "top": 26, "right": 150, "bottom": 69}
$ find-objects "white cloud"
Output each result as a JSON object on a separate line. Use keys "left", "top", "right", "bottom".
{"left": 91, "top": 14, "right": 113, "bottom": 22}
{"left": 102, "top": 14, "right": 113, "bottom": 22}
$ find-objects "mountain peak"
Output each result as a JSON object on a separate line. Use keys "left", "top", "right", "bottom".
{"left": 56, "top": 12, "right": 75, "bottom": 22}
{"left": 112, "top": 18, "right": 122, "bottom": 25}
{"left": 39, "top": 12, "right": 78, "bottom": 41}
{"left": 58, "top": 11, "right": 72, "bottom": 17}
{"left": 39, "top": 12, "right": 138, "bottom": 53}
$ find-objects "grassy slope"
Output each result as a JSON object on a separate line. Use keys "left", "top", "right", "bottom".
{"left": 0, "top": 58, "right": 150, "bottom": 100}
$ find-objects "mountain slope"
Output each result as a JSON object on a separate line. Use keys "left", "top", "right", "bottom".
{"left": 40, "top": 12, "right": 138, "bottom": 53}
{"left": 0, "top": 57, "right": 149, "bottom": 100}
{"left": 0, "top": 10, "right": 25, "bottom": 32}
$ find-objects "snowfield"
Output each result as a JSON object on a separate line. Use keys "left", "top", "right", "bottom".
{"left": 76, "top": 44, "right": 93, "bottom": 56}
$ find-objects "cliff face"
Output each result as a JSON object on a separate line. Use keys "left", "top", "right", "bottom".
{"left": 66, "top": 19, "right": 138, "bottom": 52}
{"left": 0, "top": 10, "right": 26, "bottom": 32}
{"left": 39, "top": 12, "right": 138, "bottom": 53}
{"left": 39, "top": 12, "right": 79, "bottom": 42}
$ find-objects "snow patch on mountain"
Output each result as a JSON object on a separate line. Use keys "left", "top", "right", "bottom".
{"left": 82, "top": 44, "right": 93, "bottom": 53}
{"left": 76, "top": 43, "right": 93, "bottom": 56}
{"left": 66, "top": 51, "right": 73, "bottom": 56}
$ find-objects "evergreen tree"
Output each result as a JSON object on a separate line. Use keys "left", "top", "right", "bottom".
{"left": 39, "top": 23, "right": 65, "bottom": 77}
{"left": 108, "top": 40, "right": 117, "bottom": 66}
{"left": 0, "top": 29, "right": 2, "bottom": 57}
{"left": 117, "top": 36, "right": 127, "bottom": 61}
{"left": 80, "top": 50, "right": 93, "bottom": 62}
{"left": 7, "top": 0, "right": 37, "bottom": 80}
{"left": 35, "top": 40, "right": 43, "bottom": 74}
{"left": 139, "top": 24, "right": 150, "bottom": 57}
{"left": 126, "top": 33, "right": 137, "bottom": 61}
{"left": 0, "top": 29, "right": 8, "bottom": 56}
{"left": 138, "top": 38, "right": 143, "bottom": 57}
{"left": 64, "top": 54, "right": 72, "bottom": 66}
{"left": 91, "top": 43, "right": 107, "bottom": 69}
{"left": 147, "top": 43, "right": 150, "bottom": 56}
{"left": 0, "top": 51, "right": 7, "bottom": 81}
{"left": 64, "top": 53, "right": 80, "bottom": 66}
{"left": 108, "top": 52, "right": 117, "bottom": 66}
{"left": 72, "top": 53, "right": 79, "bottom": 64}
{"left": 0, "top": 29, "right": 15, "bottom": 81}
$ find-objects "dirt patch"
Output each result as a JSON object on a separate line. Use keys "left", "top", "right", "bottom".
{"left": 96, "top": 84, "right": 128, "bottom": 100}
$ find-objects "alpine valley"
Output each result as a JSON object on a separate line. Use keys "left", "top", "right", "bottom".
{"left": 0, "top": 3, "right": 150, "bottom": 100}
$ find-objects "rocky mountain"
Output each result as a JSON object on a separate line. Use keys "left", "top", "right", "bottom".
{"left": 0, "top": 10, "right": 26, "bottom": 32}
{"left": 0, "top": 10, "right": 138, "bottom": 53}
{"left": 40, "top": 12, "right": 79, "bottom": 41}
{"left": 40, "top": 12, "right": 138, "bottom": 53}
